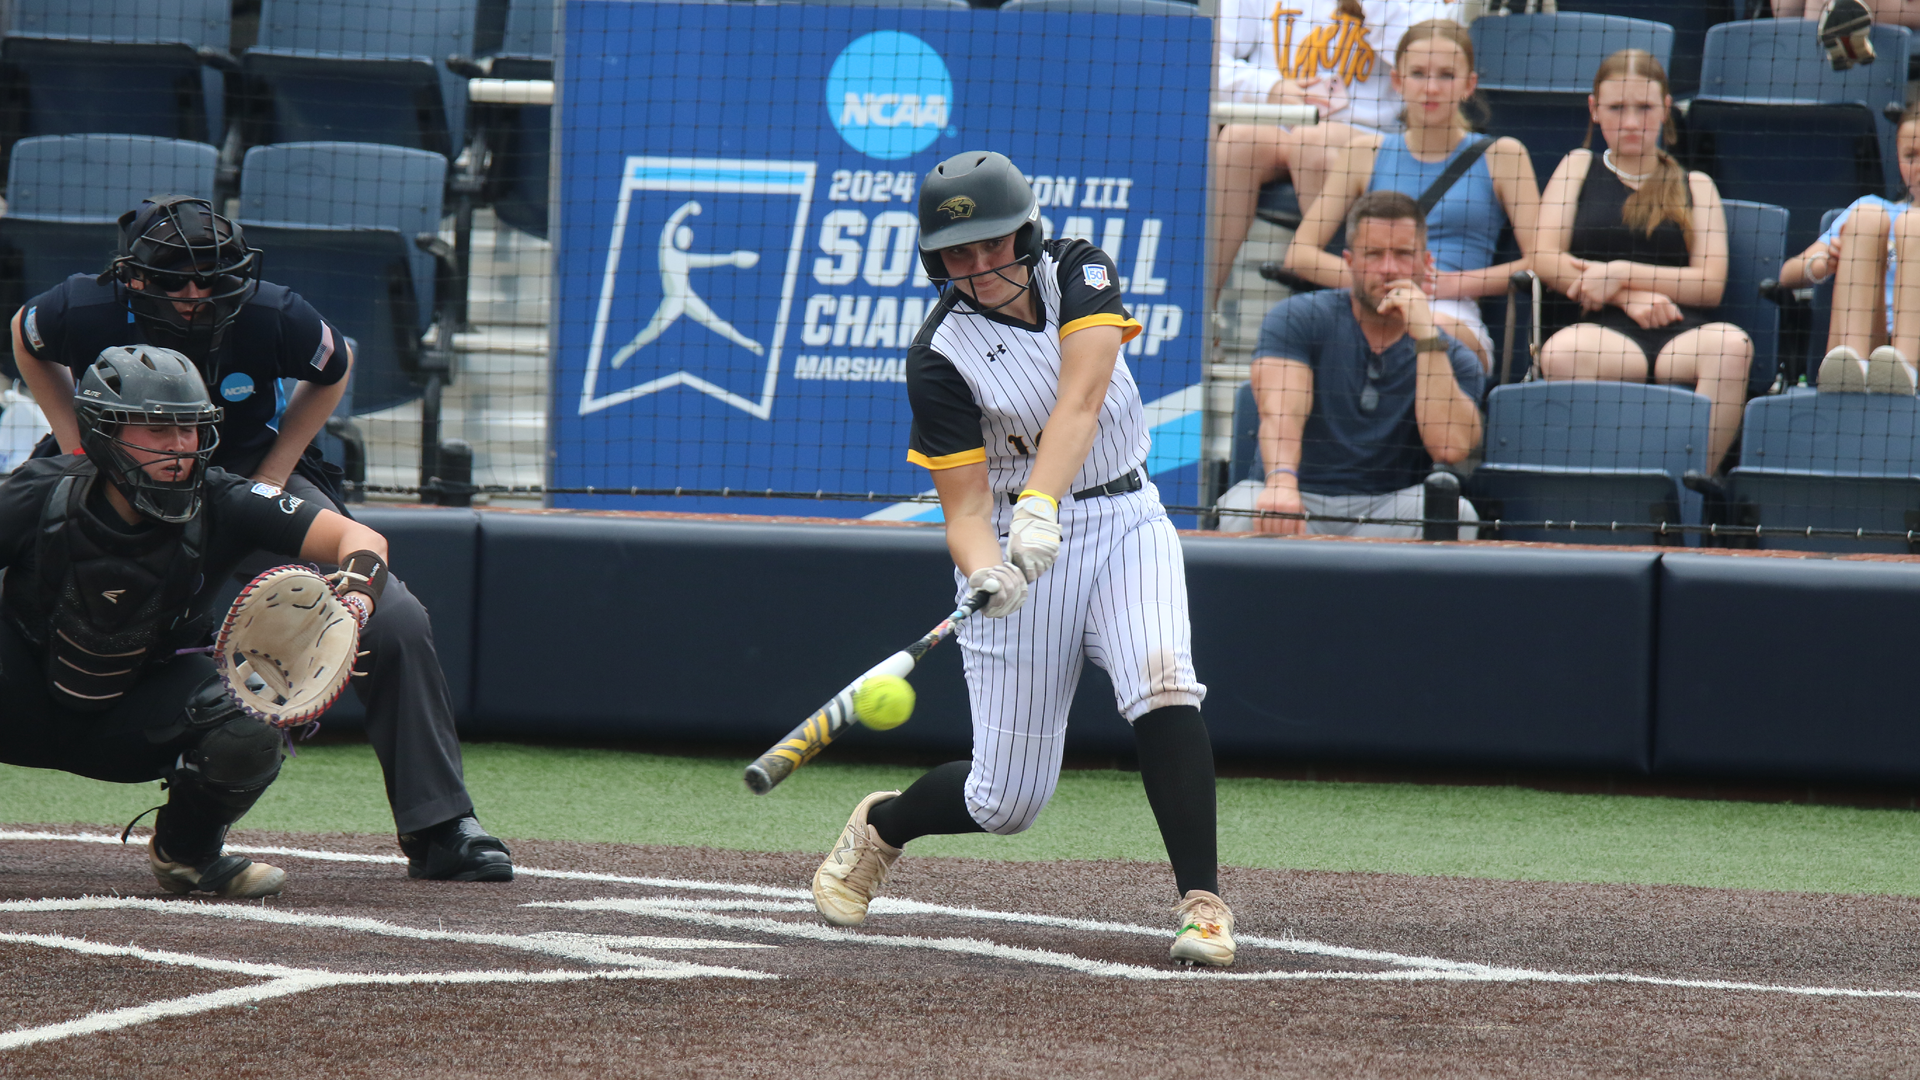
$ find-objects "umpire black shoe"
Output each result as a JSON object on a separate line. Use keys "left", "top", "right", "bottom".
{"left": 398, "top": 815, "right": 514, "bottom": 882}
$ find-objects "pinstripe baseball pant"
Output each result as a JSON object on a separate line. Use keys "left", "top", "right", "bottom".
{"left": 954, "top": 483, "right": 1206, "bottom": 835}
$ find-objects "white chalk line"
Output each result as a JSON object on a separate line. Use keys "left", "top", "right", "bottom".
{"left": 6, "top": 831, "right": 1920, "bottom": 1006}
{"left": 0, "top": 930, "right": 771, "bottom": 1052}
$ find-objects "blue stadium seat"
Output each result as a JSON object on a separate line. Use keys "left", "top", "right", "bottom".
{"left": 803, "top": 0, "right": 972, "bottom": 7}
{"left": 1469, "top": 381, "right": 1712, "bottom": 545}
{"left": 999, "top": 0, "right": 1195, "bottom": 12}
{"left": 0, "top": 0, "right": 230, "bottom": 168}
{"left": 467, "top": 0, "right": 551, "bottom": 240}
{"left": 1719, "top": 199, "right": 1788, "bottom": 398}
{"left": 1725, "top": 390, "right": 1920, "bottom": 553}
{"left": 241, "top": 0, "right": 478, "bottom": 158}
{"left": 1683, "top": 100, "right": 1883, "bottom": 256}
{"left": 238, "top": 142, "right": 448, "bottom": 415}
{"left": 1553, "top": 0, "right": 1734, "bottom": 98}
{"left": 0, "top": 134, "right": 217, "bottom": 317}
{"left": 1802, "top": 207, "right": 1843, "bottom": 386}
{"left": 1472, "top": 13, "right": 1675, "bottom": 187}
{"left": 1695, "top": 20, "right": 1911, "bottom": 199}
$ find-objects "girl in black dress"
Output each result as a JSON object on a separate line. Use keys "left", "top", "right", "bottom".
{"left": 1533, "top": 49, "right": 1753, "bottom": 471}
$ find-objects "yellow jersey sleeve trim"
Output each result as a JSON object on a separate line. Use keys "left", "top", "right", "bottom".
{"left": 1061, "top": 313, "right": 1144, "bottom": 343}
{"left": 907, "top": 446, "right": 987, "bottom": 470}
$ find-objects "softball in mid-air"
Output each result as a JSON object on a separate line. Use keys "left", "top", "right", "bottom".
{"left": 853, "top": 674, "right": 916, "bottom": 730}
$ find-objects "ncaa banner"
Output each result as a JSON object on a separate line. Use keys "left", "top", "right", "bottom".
{"left": 553, "top": 1, "right": 1209, "bottom": 518}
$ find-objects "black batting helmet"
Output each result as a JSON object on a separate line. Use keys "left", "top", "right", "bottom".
{"left": 103, "top": 195, "right": 262, "bottom": 358}
{"left": 74, "top": 345, "right": 224, "bottom": 524}
{"left": 917, "top": 151, "right": 1045, "bottom": 286}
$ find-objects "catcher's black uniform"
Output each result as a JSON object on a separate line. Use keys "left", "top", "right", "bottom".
{"left": 15, "top": 274, "right": 486, "bottom": 850}
{"left": 0, "top": 457, "right": 318, "bottom": 867}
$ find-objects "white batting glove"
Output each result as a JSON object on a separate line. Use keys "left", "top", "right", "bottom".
{"left": 967, "top": 563, "right": 1029, "bottom": 619}
{"left": 1006, "top": 492, "right": 1062, "bottom": 583}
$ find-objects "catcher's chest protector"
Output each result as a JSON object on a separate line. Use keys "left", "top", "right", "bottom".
{"left": 2, "top": 461, "right": 207, "bottom": 711}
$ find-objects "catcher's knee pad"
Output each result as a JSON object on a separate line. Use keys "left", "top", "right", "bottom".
{"left": 172, "top": 679, "right": 283, "bottom": 812}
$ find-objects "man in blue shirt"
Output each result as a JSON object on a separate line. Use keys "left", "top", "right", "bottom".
{"left": 1219, "top": 189, "right": 1484, "bottom": 536}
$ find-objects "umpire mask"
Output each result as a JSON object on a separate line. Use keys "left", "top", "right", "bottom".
{"left": 105, "top": 196, "right": 262, "bottom": 360}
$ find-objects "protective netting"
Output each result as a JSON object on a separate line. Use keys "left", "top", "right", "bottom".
{"left": 1, "top": 0, "right": 1914, "bottom": 553}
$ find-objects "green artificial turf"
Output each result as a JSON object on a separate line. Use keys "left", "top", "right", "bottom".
{"left": 4, "top": 741, "right": 1917, "bottom": 896}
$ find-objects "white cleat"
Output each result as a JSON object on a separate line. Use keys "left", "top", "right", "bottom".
{"left": 1169, "top": 889, "right": 1236, "bottom": 968}
{"left": 812, "top": 790, "right": 903, "bottom": 927}
{"left": 149, "top": 839, "right": 287, "bottom": 899}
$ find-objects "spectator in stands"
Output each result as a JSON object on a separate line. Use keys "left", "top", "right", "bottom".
{"left": 1776, "top": 102, "right": 1920, "bottom": 395}
{"left": 1216, "top": 190, "right": 1484, "bottom": 537}
{"left": 1281, "top": 17, "right": 1541, "bottom": 369}
{"left": 1211, "top": 0, "right": 1479, "bottom": 304}
{"left": 1533, "top": 49, "right": 1752, "bottom": 472}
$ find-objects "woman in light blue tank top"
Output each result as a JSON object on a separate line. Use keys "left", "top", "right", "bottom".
{"left": 1283, "top": 18, "right": 1541, "bottom": 369}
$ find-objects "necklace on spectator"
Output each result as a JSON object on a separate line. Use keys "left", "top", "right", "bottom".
{"left": 1603, "top": 150, "right": 1652, "bottom": 184}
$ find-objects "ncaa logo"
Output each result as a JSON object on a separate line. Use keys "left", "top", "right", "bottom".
{"left": 220, "top": 373, "right": 255, "bottom": 401}
{"left": 827, "top": 31, "right": 952, "bottom": 161}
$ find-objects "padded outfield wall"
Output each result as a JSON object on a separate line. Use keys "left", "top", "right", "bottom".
{"left": 328, "top": 507, "right": 1920, "bottom": 786}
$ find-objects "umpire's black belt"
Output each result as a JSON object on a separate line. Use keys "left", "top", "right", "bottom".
{"left": 1005, "top": 468, "right": 1142, "bottom": 505}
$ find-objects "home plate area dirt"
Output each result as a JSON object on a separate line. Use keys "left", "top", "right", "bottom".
{"left": 2, "top": 827, "right": 1918, "bottom": 1078}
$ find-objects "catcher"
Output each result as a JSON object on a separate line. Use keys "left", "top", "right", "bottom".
{"left": 0, "top": 345, "right": 400, "bottom": 897}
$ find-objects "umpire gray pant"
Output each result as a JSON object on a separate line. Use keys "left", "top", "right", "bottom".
{"left": 220, "top": 471, "right": 474, "bottom": 835}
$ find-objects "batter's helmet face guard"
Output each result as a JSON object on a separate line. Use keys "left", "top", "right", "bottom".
{"left": 104, "top": 195, "right": 262, "bottom": 359}
{"left": 74, "top": 345, "right": 224, "bottom": 524}
{"left": 918, "top": 151, "right": 1045, "bottom": 314}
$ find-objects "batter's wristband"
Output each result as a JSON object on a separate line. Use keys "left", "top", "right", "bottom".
{"left": 337, "top": 549, "right": 390, "bottom": 604}
{"left": 1016, "top": 489, "right": 1059, "bottom": 513}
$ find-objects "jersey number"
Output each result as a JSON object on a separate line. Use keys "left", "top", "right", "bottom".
{"left": 1006, "top": 430, "right": 1044, "bottom": 456}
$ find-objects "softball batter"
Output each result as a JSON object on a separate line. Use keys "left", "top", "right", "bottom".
{"left": 811, "top": 151, "right": 1233, "bottom": 967}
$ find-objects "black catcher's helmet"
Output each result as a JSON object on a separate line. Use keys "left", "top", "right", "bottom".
{"left": 74, "top": 345, "right": 224, "bottom": 524}
{"left": 103, "top": 195, "right": 262, "bottom": 357}
{"left": 918, "top": 151, "right": 1044, "bottom": 306}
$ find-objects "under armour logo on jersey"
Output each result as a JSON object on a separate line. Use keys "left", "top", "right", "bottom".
{"left": 101, "top": 589, "right": 125, "bottom": 604}
{"left": 985, "top": 342, "right": 1009, "bottom": 362}
{"left": 937, "top": 196, "right": 976, "bottom": 220}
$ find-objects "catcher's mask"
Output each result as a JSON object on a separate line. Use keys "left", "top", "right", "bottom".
{"left": 102, "top": 195, "right": 262, "bottom": 360}
{"left": 74, "top": 345, "right": 224, "bottom": 524}
{"left": 918, "top": 150, "right": 1044, "bottom": 315}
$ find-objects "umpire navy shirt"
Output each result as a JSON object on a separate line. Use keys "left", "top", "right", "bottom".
{"left": 12, "top": 275, "right": 349, "bottom": 472}
{"left": 0, "top": 459, "right": 324, "bottom": 628}
{"left": 1256, "top": 289, "right": 1483, "bottom": 496}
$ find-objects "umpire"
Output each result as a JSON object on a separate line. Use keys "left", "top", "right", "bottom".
{"left": 5, "top": 196, "right": 512, "bottom": 882}
{"left": 0, "top": 346, "right": 394, "bottom": 896}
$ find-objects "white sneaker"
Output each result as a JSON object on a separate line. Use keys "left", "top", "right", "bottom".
{"left": 149, "top": 839, "right": 286, "bottom": 899}
{"left": 1169, "top": 889, "right": 1236, "bottom": 967}
{"left": 1818, "top": 346, "right": 1870, "bottom": 393}
{"left": 1818, "top": 0, "right": 1876, "bottom": 71}
{"left": 812, "top": 791, "right": 903, "bottom": 927}
{"left": 1866, "top": 346, "right": 1916, "bottom": 394}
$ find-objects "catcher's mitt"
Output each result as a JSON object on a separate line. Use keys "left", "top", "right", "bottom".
{"left": 215, "top": 565, "right": 361, "bottom": 728}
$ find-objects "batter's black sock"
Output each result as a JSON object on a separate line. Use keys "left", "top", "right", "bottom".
{"left": 867, "top": 761, "right": 985, "bottom": 849}
{"left": 1134, "top": 705, "right": 1219, "bottom": 898}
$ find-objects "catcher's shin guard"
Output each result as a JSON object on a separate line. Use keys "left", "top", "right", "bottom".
{"left": 154, "top": 679, "right": 284, "bottom": 863}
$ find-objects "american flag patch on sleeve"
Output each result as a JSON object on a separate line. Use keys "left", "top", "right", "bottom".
{"left": 310, "top": 323, "right": 336, "bottom": 370}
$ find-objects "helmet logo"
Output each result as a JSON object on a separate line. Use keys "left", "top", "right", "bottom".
{"left": 101, "top": 589, "right": 124, "bottom": 604}
{"left": 938, "top": 196, "right": 976, "bottom": 220}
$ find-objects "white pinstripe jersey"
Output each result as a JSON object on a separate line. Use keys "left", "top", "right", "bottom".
{"left": 905, "top": 239, "right": 1147, "bottom": 498}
